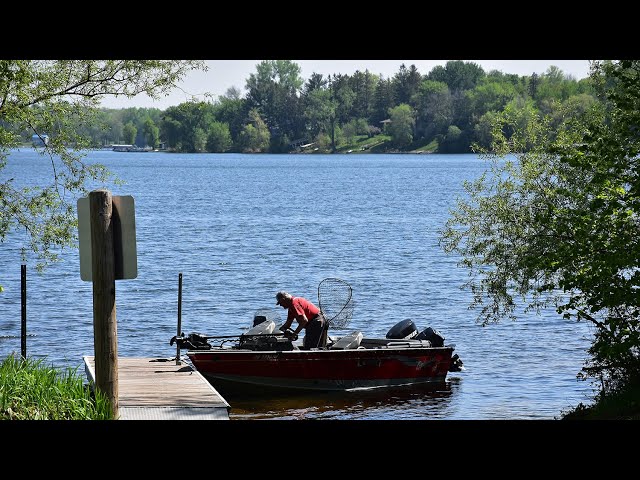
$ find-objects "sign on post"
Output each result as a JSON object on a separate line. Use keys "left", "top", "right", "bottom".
{"left": 77, "top": 195, "right": 138, "bottom": 281}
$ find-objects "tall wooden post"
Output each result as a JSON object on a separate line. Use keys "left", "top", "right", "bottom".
{"left": 89, "top": 189, "right": 119, "bottom": 418}
{"left": 176, "top": 272, "right": 183, "bottom": 365}
{"left": 21, "top": 263, "right": 27, "bottom": 359}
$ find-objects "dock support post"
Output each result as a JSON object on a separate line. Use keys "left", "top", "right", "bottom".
{"left": 89, "top": 189, "right": 119, "bottom": 419}
{"left": 176, "top": 272, "right": 183, "bottom": 365}
{"left": 21, "top": 263, "right": 26, "bottom": 359}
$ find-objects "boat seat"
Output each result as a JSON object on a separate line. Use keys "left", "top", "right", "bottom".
{"left": 329, "top": 331, "right": 363, "bottom": 350}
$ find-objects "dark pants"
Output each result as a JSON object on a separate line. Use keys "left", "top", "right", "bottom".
{"left": 303, "top": 313, "right": 327, "bottom": 349}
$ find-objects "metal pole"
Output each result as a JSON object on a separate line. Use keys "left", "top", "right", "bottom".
{"left": 176, "top": 272, "right": 182, "bottom": 365}
{"left": 21, "top": 263, "right": 26, "bottom": 359}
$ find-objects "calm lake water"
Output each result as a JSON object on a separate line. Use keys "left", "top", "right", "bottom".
{"left": 0, "top": 149, "right": 595, "bottom": 420}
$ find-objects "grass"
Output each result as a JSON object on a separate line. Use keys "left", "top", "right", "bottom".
{"left": 331, "top": 135, "right": 440, "bottom": 154}
{"left": 334, "top": 134, "right": 393, "bottom": 153}
{"left": 0, "top": 354, "right": 114, "bottom": 420}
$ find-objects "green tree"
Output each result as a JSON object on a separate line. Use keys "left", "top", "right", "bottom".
{"left": 303, "top": 75, "right": 353, "bottom": 153}
{"left": 387, "top": 103, "right": 414, "bottom": 148}
{"left": 439, "top": 60, "right": 640, "bottom": 404}
{"left": 160, "top": 101, "right": 217, "bottom": 152}
{"left": 467, "top": 79, "right": 519, "bottom": 117}
{"left": 142, "top": 118, "right": 160, "bottom": 148}
{"left": 245, "top": 60, "right": 305, "bottom": 150}
{"left": 413, "top": 80, "right": 452, "bottom": 141}
{"left": 302, "top": 73, "right": 330, "bottom": 139}
{"left": 342, "top": 119, "right": 357, "bottom": 145}
{"left": 212, "top": 92, "right": 247, "bottom": 149}
{"left": 427, "top": 60, "right": 485, "bottom": 92}
{"left": 439, "top": 125, "right": 463, "bottom": 153}
{"left": 472, "top": 110, "right": 500, "bottom": 150}
{"left": 371, "top": 76, "right": 396, "bottom": 126}
{"left": 123, "top": 121, "right": 137, "bottom": 144}
{"left": 392, "top": 63, "right": 422, "bottom": 107}
{"left": 193, "top": 127, "right": 207, "bottom": 152}
{"left": 0, "top": 60, "right": 205, "bottom": 290}
{"left": 347, "top": 70, "right": 378, "bottom": 122}
{"left": 238, "top": 108, "right": 270, "bottom": 152}
{"left": 206, "top": 121, "right": 232, "bottom": 152}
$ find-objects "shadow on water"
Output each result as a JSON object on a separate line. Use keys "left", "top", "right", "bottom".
{"left": 221, "top": 380, "right": 457, "bottom": 420}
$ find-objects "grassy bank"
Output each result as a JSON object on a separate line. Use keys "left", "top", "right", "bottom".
{"left": 309, "top": 134, "right": 440, "bottom": 155}
{"left": 0, "top": 354, "right": 114, "bottom": 420}
{"left": 561, "top": 382, "right": 640, "bottom": 420}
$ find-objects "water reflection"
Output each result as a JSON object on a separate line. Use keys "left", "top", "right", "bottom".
{"left": 225, "top": 380, "right": 457, "bottom": 420}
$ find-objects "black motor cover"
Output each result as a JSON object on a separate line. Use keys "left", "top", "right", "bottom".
{"left": 386, "top": 319, "right": 418, "bottom": 339}
{"left": 253, "top": 314, "right": 268, "bottom": 327}
{"left": 169, "top": 333, "right": 212, "bottom": 350}
{"left": 415, "top": 327, "right": 445, "bottom": 347}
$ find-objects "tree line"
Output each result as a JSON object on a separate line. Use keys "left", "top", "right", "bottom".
{"left": 14, "top": 60, "right": 594, "bottom": 154}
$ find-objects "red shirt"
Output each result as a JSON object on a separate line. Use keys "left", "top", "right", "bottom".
{"left": 287, "top": 297, "right": 320, "bottom": 325}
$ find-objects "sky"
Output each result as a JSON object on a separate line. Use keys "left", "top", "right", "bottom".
{"left": 99, "top": 60, "right": 593, "bottom": 110}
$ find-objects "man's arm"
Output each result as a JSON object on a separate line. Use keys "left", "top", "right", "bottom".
{"left": 279, "top": 319, "right": 293, "bottom": 332}
{"left": 291, "top": 315, "right": 309, "bottom": 335}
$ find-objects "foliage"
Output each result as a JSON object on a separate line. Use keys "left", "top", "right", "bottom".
{"left": 123, "top": 121, "right": 137, "bottom": 144}
{"left": 0, "top": 354, "right": 113, "bottom": 419}
{"left": 561, "top": 378, "right": 640, "bottom": 419}
{"left": 387, "top": 103, "right": 414, "bottom": 147}
{"left": 238, "top": 108, "right": 270, "bottom": 152}
{"left": 439, "top": 60, "right": 640, "bottom": 400}
{"left": 393, "top": 63, "right": 422, "bottom": 106}
{"left": 427, "top": 60, "right": 486, "bottom": 92}
{"left": 245, "top": 60, "right": 306, "bottom": 147}
{"left": 142, "top": 117, "right": 160, "bottom": 148}
{"left": 0, "top": 60, "right": 205, "bottom": 291}
{"left": 160, "top": 101, "right": 217, "bottom": 152}
{"left": 206, "top": 121, "right": 232, "bottom": 152}
{"left": 3, "top": 61, "right": 595, "bottom": 157}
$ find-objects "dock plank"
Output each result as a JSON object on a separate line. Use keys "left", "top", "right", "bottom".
{"left": 83, "top": 356, "right": 230, "bottom": 420}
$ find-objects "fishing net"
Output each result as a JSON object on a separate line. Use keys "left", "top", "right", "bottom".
{"left": 317, "top": 277, "right": 354, "bottom": 329}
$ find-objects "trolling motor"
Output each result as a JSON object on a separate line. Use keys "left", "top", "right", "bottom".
{"left": 170, "top": 333, "right": 212, "bottom": 350}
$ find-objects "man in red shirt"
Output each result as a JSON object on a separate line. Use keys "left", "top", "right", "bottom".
{"left": 276, "top": 290, "right": 327, "bottom": 349}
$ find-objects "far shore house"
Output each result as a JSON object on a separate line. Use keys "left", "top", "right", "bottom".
{"left": 31, "top": 134, "right": 49, "bottom": 147}
{"left": 380, "top": 119, "right": 391, "bottom": 133}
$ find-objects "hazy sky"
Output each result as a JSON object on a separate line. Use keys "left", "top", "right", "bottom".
{"left": 99, "top": 60, "right": 593, "bottom": 110}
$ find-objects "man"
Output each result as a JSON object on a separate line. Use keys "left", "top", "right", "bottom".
{"left": 276, "top": 290, "right": 327, "bottom": 349}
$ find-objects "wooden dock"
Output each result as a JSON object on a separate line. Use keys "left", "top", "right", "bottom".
{"left": 83, "top": 356, "right": 230, "bottom": 420}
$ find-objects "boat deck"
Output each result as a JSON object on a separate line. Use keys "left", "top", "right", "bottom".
{"left": 83, "top": 356, "right": 230, "bottom": 420}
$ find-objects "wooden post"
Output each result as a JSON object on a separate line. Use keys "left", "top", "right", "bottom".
{"left": 176, "top": 272, "right": 183, "bottom": 365}
{"left": 89, "top": 189, "right": 119, "bottom": 419}
{"left": 21, "top": 263, "right": 26, "bottom": 359}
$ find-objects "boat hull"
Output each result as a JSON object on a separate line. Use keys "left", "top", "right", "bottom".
{"left": 187, "top": 345, "right": 454, "bottom": 392}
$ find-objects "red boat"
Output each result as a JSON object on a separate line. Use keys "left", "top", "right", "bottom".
{"left": 169, "top": 279, "right": 463, "bottom": 393}
{"left": 171, "top": 317, "right": 463, "bottom": 393}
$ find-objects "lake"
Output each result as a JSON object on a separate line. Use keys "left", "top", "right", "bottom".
{"left": 0, "top": 149, "right": 595, "bottom": 419}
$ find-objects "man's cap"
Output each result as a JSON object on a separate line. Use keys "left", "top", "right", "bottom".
{"left": 276, "top": 290, "right": 289, "bottom": 305}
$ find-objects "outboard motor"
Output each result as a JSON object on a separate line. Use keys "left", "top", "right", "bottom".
{"left": 253, "top": 314, "right": 268, "bottom": 327}
{"left": 386, "top": 319, "right": 418, "bottom": 339}
{"left": 415, "top": 326, "right": 445, "bottom": 347}
{"left": 449, "top": 354, "right": 464, "bottom": 372}
{"left": 252, "top": 307, "right": 281, "bottom": 327}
